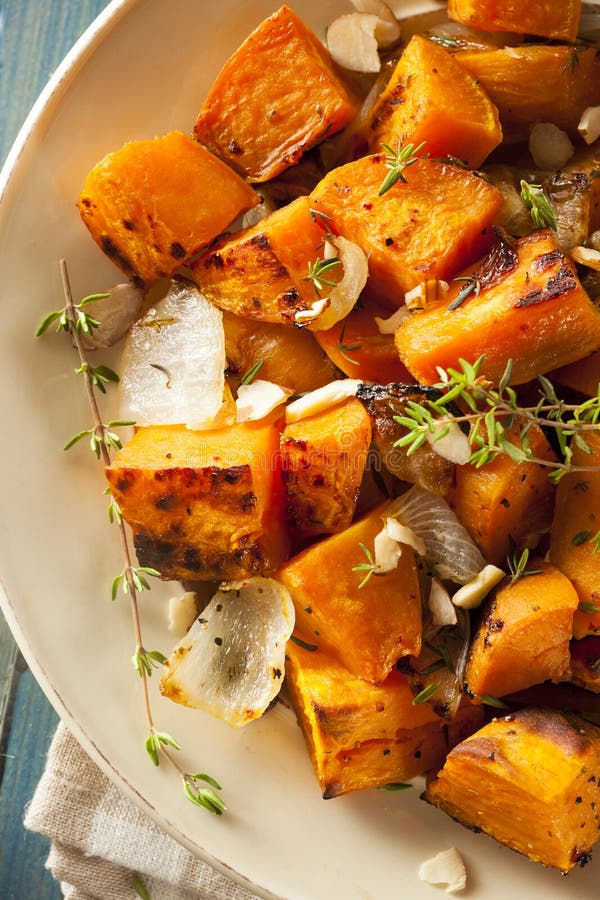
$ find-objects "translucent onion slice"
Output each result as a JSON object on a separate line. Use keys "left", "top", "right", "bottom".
{"left": 159, "top": 577, "right": 295, "bottom": 728}
{"left": 285, "top": 378, "right": 361, "bottom": 423}
{"left": 80, "top": 282, "right": 145, "bottom": 350}
{"left": 119, "top": 278, "right": 225, "bottom": 430}
{"left": 387, "top": 485, "right": 487, "bottom": 584}
{"left": 236, "top": 379, "right": 289, "bottom": 422}
{"left": 326, "top": 13, "right": 382, "bottom": 73}
{"left": 297, "top": 237, "right": 368, "bottom": 331}
{"left": 349, "top": 0, "right": 401, "bottom": 46}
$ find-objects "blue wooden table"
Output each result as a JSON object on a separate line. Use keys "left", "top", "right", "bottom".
{"left": 0, "top": 3, "right": 110, "bottom": 895}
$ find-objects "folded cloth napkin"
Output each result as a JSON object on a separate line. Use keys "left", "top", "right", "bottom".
{"left": 25, "top": 722, "right": 260, "bottom": 900}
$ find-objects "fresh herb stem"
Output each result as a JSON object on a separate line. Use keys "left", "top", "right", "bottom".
{"left": 379, "top": 140, "right": 426, "bottom": 196}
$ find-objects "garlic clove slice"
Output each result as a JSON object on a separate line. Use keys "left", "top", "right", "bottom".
{"left": 327, "top": 13, "right": 382, "bottom": 73}
{"left": 285, "top": 379, "right": 361, "bottom": 423}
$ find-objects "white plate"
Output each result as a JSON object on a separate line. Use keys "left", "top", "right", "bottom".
{"left": 0, "top": 1, "right": 599, "bottom": 898}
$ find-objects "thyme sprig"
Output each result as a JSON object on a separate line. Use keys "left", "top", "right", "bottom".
{"left": 379, "top": 140, "right": 426, "bottom": 196}
{"left": 337, "top": 321, "right": 361, "bottom": 366}
{"left": 393, "top": 357, "right": 600, "bottom": 483}
{"left": 239, "top": 358, "right": 265, "bottom": 386}
{"left": 520, "top": 180, "right": 557, "bottom": 231}
{"left": 304, "top": 255, "right": 341, "bottom": 297}
{"left": 506, "top": 545, "right": 544, "bottom": 585}
{"left": 449, "top": 275, "right": 482, "bottom": 311}
{"left": 36, "top": 260, "right": 226, "bottom": 816}
{"left": 352, "top": 542, "right": 378, "bottom": 588}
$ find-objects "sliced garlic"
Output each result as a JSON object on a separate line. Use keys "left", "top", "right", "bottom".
{"left": 327, "top": 13, "right": 382, "bottom": 73}
{"left": 80, "top": 282, "right": 145, "bottom": 350}
{"left": 373, "top": 523, "right": 402, "bottom": 573}
{"left": 385, "top": 516, "right": 426, "bottom": 557}
{"left": 349, "top": 0, "right": 401, "bottom": 46}
{"left": 452, "top": 564, "right": 505, "bottom": 610}
{"left": 294, "top": 297, "right": 329, "bottom": 325}
{"left": 374, "top": 305, "right": 410, "bottom": 334}
{"left": 167, "top": 592, "right": 198, "bottom": 638}
{"left": 529, "top": 123, "right": 574, "bottom": 171}
{"left": 160, "top": 577, "right": 295, "bottom": 727}
{"left": 429, "top": 578, "right": 457, "bottom": 628}
{"left": 419, "top": 847, "right": 467, "bottom": 893}
{"left": 571, "top": 244, "right": 600, "bottom": 271}
{"left": 285, "top": 379, "right": 361, "bottom": 423}
{"left": 236, "top": 379, "right": 289, "bottom": 423}
{"left": 578, "top": 106, "right": 600, "bottom": 145}
{"left": 405, "top": 279, "right": 449, "bottom": 311}
{"left": 426, "top": 419, "right": 472, "bottom": 465}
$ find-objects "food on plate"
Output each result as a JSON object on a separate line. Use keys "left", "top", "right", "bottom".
{"left": 69, "top": 0, "right": 600, "bottom": 875}
{"left": 424, "top": 708, "right": 600, "bottom": 873}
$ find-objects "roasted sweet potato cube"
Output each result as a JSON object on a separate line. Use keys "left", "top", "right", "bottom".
{"left": 455, "top": 45, "right": 600, "bottom": 136}
{"left": 278, "top": 503, "right": 421, "bottom": 683}
{"left": 550, "top": 432, "right": 600, "bottom": 639}
{"left": 77, "top": 131, "right": 258, "bottom": 288}
{"left": 395, "top": 229, "right": 600, "bottom": 386}
{"left": 571, "top": 637, "right": 600, "bottom": 694}
{"left": 448, "top": 423, "right": 556, "bottom": 566}
{"left": 286, "top": 640, "right": 484, "bottom": 798}
{"left": 281, "top": 397, "right": 372, "bottom": 539}
{"left": 193, "top": 196, "right": 339, "bottom": 324}
{"left": 551, "top": 351, "right": 600, "bottom": 398}
{"left": 310, "top": 157, "right": 502, "bottom": 306}
{"left": 194, "top": 5, "right": 357, "bottom": 182}
{"left": 448, "top": 0, "right": 581, "bottom": 42}
{"left": 105, "top": 415, "right": 289, "bottom": 581}
{"left": 424, "top": 709, "right": 600, "bottom": 872}
{"left": 464, "top": 562, "right": 579, "bottom": 700}
{"left": 368, "top": 35, "right": 502, "bottom": 168}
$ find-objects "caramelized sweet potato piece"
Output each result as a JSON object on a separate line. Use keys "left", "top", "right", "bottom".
{"left": 286, "top": 640, "right": 484, "bottom": 798}
{"left": 395, "top": 229, "right": 600, "bottom": 385}
{"left": 223, "top": 309, "right": 337, "bottom": 395}
{"left": 193, "top": 196, "right": 339, "bottom": 324}
{"left": 105, "top": 414, "right": 289, "bottom": 581}
{"left": 314, "top": 299, "right": 415, "bottom": 382}
{"left": 455, "top": 45, "right": 600, "bottom": 136}
{"left": 368, "top": 34, "right": 502, "bottom": 168}
{"left": 281, "top": 397, "right": 372, "bottom": 539}
{"left": 448, "top": 423, "right": 556, "bottom": 566}
{"left": 277, "top": 503, "right": 421, "bottom": 683}
{"left": 550, "top": 432, "right": 600, "bottom": 639}
{"left": 571, "top": 637, "right": 600, "bottom": 694}
{"left": 194, "top": 5, "right": 357, "bottom": 182}
{"left": 448, "top": 0, "right": 581, "bottom": 42}
{"left": 424, "top": 709, "right": 600, "bottom": 872}
{"left": 356, "top": 383, "right": 454, "bottom": 496}
{"left": 550, "top": 351, "right": 600, "bottom": 398}
{"left": 310, "top": 157, "right": 503, "bottom": 307}
{"left": 464, "top": 562, "right": 579, "bottom": 700}
{"left": 505, "top": 680, "right": 600, "bottom": 715}
{"left": 77, "top": 131, "right": 258, "bottom": 288}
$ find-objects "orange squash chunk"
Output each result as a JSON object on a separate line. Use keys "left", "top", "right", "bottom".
{"left": 311, "top": 157, "right": 502, "bottom": 307}
{"left": 425, "top": 709, "right": 600, "bottom": 872}
{"left": 278, "top": 503, "right": 421, "bottom": 683}
{"left": 77, "top": 131, "right": 258, "bottom": 288}
{"left": 281, "top": 397, "right": 372, "bottom": 539}
{"left": 464, "top": 562, "right": 579, "bottom": 701}
{"left": 455, "top": 45, "right": 600, "bottom": 135}
{"left": 194, "top": 5, "right": 357, "bottom": 182}
{"left": 314, "top": 298, "right": 415, "bottom": 382}
{"left": 396, "top": 229, "right": 600, "bottom": 386}
{"left": 448, "top": 423, "right": 556, "bottom": 567}
{"left": 550, "top": 351, "right": 600, "bottom": 399}
{"left": 550, "top": 432, "right": 600, "bottom": 640}
{"left": 448, "top": 0, "right": 581, "bottom": 42}
{"left": 286, "top": 641, "right": 485, "bottom": 798}
{"left": 368, "top": 35, "right": 502, "bottom": 168}
{"left": 105, "top": 414, "right": 289, "bottom": 582}
{"left": 193, "top": 196, "right": 339, "bottom": 324}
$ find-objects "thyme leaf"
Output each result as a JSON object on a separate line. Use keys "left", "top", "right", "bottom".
{"left": 520, "top": 180, "right": 557, "bottom": 231}
{"left": 379, "top": 140, "right": 426, "bottom": 196}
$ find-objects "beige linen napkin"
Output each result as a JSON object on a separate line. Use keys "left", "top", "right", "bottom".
{"left": 25, "top": 722, "right": 260, "bottom": 900}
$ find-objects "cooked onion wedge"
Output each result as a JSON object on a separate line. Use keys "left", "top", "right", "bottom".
{"left": 119, "top": 278, "right": 226, "bottom": 430}
{"left": 326, "top": 13, "right": 383, "bottom": 73}
{"left": 296, "top": 237, "right": 368, "bottom": 331}
{"left": 160, "top": 578, "right": 295, "bottom": 727}
{"left": 80, "top": 282, "right": 144, "bottom": 350}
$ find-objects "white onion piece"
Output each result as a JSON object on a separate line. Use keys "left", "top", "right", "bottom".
{"left": 374, "top": 305, "right": 410, "bottom": 334}
{"left": 327, "top": 13, "right": 382, "bottom": 73}
{"left": 429, "top": 578, "right": 457, "bottom": 628}
{"left": 167, "top": 592, "right": 198, "bottom": 638}
{"left": 529, "top": 123, "right": 574, "bottom": 171}
{"left": 452, "top": 564, "right": 505, "bottom": 609}
{"left": 285, "top": 378, "right": 361, "bottom": 423}
{"left": 159, "top": 577, "right": 295, "bottom": 728}
{"left": 80, "top": 282, "right": 144, "bottom": 350}
{"left": 419, "top": 848, "right": 467, "bottom": 893}
{"left": 236, "top": 379, "right": 288, "bottom": 422}
{"left": 387, "top": 485, "right": 487, "bottom": 584}
{"left": 578, "top": 106, "right": 600, "bottom": 145}
{"left": 385, "top": 516, "right": 426, "bottom": 556}
{"left": 571, "top": 245, "right": 600, "bottom": 271}
{"left": 426, "top": 419, "right": 472, "bottom": 465}
{"left": 119, "top": 278, "right": 225, "bottom": 430}
{"left": 349, "top": 0, "right": 401, "bottom": 46}
{"left": 301, "top": 237, "right": 368, "bottom": 331}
